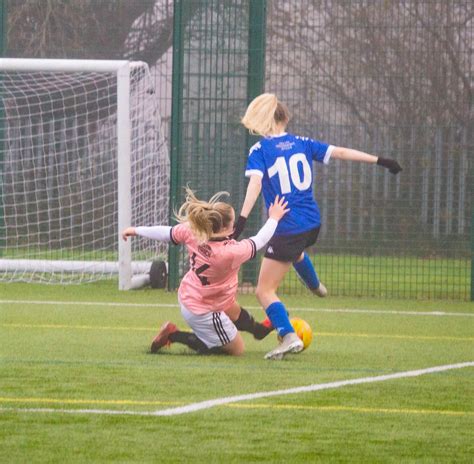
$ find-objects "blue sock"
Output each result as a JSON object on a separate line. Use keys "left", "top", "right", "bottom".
{"left": 265, "top": 302, "right": 294, "bottom": 338}
{"left": 293, "top": 252, "right": 320, "bottom": 290}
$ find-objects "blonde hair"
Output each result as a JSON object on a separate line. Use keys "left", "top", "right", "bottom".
{"left": 175, "top": 186, "right": 234, "bottom": 242}
{"left": 241, "top": 93, "right": 290, "bottom": 136}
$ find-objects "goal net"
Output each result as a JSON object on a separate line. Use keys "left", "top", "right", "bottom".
{"left": 0, "top": 59, "right": 169, "bottom": 289}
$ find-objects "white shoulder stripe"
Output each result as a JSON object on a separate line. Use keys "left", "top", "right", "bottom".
{"left": 248, "top": 141, "right": 261, "bottom": 156}
{"left": 324, "top": 145, "right": 335, "bottom": 165}
{"left": 245, "top": 169, "right": 264, "bottom": 178}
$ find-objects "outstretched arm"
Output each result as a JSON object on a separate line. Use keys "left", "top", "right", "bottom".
{"left": 233, "top": 175, "right": 262, "bottom": 239}
{"left": 122, "top": 226, "right": 172, "bottom": 242}
{"left": 331, "top": 146, "right": 377, "bottom": 163}
{"left": 331, "top": 146, "right": 402, "bottom": 174}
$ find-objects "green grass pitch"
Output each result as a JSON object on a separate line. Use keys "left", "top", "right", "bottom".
{"left": 1, "top": 282, "right": 473, "bottom": 462}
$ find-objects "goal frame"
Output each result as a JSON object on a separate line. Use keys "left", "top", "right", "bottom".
{"left": 0, "top": 58, "right": 147, "bottom": 290}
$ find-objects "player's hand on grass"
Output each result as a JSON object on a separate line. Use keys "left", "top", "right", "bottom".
{"left": 376, "top": 157, "right": 402, "bottom": 175}
{"left": 122, "top": 227, "right": 137, "bottom": 241}
{"left": 269, "top": 195, "right": 290, "bottom": 221}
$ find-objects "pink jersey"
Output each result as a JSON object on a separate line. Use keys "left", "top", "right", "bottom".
{"left": 171, "top": 223, "right": 256, "bottom": 315}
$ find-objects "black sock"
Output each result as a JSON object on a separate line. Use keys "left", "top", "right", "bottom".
{"left": 169, "top": 331, "right": 207, "bottom": 353}
{"left": 169, "top": 331, "right": 223, "bottom": 355}
{"left": 234, "top": 307, "right": 273, "bottom": 340}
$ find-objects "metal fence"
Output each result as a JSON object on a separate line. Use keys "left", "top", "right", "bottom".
{"left": 264, "top": 1, "right": 472, "bottom": 299}
{"left": 4, "top": 0, "right": 473, "bottom": 299}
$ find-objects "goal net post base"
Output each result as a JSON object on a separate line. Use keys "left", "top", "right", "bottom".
{"left": 0, "top": 259, "right": 167, "bottom": 289}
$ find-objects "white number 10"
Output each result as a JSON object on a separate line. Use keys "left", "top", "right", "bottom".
{"left": 267, "top": 153, "right": 312, "bottom": 194}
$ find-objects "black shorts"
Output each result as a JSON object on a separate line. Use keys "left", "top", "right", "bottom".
{"left": 264, "top": 227, "right": 320, "bottom": 262}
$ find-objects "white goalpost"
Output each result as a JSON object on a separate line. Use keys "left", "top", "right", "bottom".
{"left": 0, "top": 58, "right": 169, "bottom": 290}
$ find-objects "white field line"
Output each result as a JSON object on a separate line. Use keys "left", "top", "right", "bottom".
{"left": 0, "top": 299, "right": 176, "bottom": 308}
{"left": 1, "top": 362, "right": 472, "bottom": 417}
{"left": 1, "top": 299, "right": 472, "bottom": 318}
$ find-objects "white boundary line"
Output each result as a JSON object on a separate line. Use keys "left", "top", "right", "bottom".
{"left": 1, "top": 299, "right": 472, "bottom": 317}
{"left": 1, "top": 362, "right": 472, "bottom": 417}
{"left": 0, "top": 299, "right": 174, "bottom": 308}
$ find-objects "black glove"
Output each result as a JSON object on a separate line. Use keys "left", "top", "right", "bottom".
{"left": 376, "top": 157, "right": 402, "bottom": 175}
{"left": 231, "top": 215, "right": 247, "bottom": 239}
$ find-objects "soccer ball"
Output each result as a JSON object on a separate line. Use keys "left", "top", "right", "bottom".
{"left": 278, "top": 317, "right": 313, "bottom": 350}
{"left": 290, "top": 317, "right": 313, "bottom": 349}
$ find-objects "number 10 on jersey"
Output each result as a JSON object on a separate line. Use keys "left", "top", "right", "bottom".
{"left": 267, "top": 153, "right": 312, "bottom": 194}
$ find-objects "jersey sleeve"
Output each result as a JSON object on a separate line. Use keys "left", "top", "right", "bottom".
{"left": 135, "top": 226, "right": 172, "bottom": 242}
{"left": 308, "top": 138, "right": 334, "bottom": 165}
{"left": 170, "top": 223, "right": 194, "bottom": 245}
{"left": 226, "top": 239, "right": 257, "bottom": 269}
{"left": 245, "top": 141, "right": 265, "bottom": 178}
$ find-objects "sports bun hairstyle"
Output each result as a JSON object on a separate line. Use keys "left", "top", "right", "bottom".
{"left": 241, "top": 93, "right": 290, "bottom": 137}
{"left": 175, "top": 186, "right": 234, "bottom": 242}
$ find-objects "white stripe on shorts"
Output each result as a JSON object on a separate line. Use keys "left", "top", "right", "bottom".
{"left": 212, "top": 312, "right": 230, "bottom": 344}
{"left": 179, "top": 299, "right": 237, "bottom": 348}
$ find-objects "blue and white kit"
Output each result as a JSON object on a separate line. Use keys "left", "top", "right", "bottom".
{"left": 245, "top": 133, "right": 334, "bottom": 236}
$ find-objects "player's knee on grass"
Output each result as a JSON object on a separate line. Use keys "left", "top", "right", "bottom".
{"left": 222, "top": 333, "right": 245, "bottom": 356}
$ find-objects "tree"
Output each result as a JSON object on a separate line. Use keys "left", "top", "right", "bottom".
{"left": 266, "top": 0, "right": 473, "bottom": 130}
{"left": 7, "top": 0, "right": 205, "bottom": 67}
{"left": 7, "top": 0, "right": 155, "bottom": 59}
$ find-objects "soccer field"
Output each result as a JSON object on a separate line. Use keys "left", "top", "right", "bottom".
{"left": 1, "top": 282, "right": 473, "bottom": 463}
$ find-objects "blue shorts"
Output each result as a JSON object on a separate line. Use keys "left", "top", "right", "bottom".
{"left": 264, "top": 227, "right": 320, "bottom": 262}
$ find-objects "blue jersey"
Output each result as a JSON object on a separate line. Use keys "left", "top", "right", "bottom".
{"left": 245, "top": 133, "right": 333, "bottom": 236}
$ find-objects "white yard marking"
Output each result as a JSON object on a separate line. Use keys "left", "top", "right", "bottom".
{"left": 1, "top": 299, "right": 472, "bottom": 317}
{"left": 0, "top": 299, "right": 177, "bottom": 308}
{"left": 295, "top": 307, "right": 474, "bottom": 317}
{"left": 1, "top": 362, "right": 472, "bottom": 417}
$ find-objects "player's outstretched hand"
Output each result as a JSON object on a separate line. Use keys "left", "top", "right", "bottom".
{"left": 122, "top": 227, "right": 137, "bottom": 241}
{"left": 269, "top": 195, "right": 290, "bottom": 221}
{"left": 376, "top": 157, "right": 402, "bottom": 175}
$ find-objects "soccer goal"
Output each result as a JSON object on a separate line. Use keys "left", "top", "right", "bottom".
{"left": 0, "top": 59, "right": 169, "bottom": 290}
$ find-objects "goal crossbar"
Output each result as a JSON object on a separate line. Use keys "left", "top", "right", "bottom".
{"left": 0, "top": 58, "right": 140, "bottom": 73}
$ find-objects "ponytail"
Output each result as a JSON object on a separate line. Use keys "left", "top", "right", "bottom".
{"left": 175, "top": 186, "right": 234, "bottom": 242}
{"left": 241, "top": 93, "right": 290, "bottom": 136}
